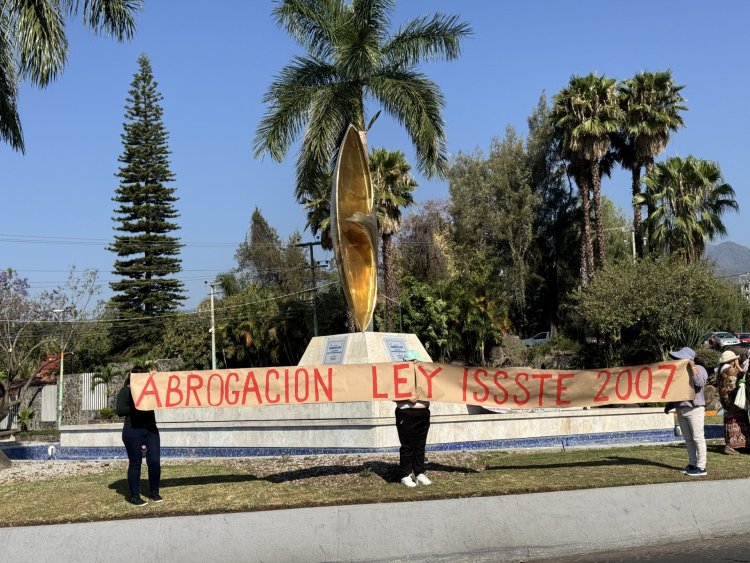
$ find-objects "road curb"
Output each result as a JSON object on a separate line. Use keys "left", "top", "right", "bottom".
{"left": 0, "top": 477, "right": 746, "bottom": 562}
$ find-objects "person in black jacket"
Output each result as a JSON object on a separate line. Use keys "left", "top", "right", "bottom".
{"left": 395, "top": 350, "right": 432, "bottom": 487}
{"left": 120, "top": 371, "right": 162, "bottom": 506}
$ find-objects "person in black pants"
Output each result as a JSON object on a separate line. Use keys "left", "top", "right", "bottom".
{"left": 396, "top": 350, "right": 432, "bottom": 487}
{"left": 120, "top": 373, "right": 162, "bottom": 506}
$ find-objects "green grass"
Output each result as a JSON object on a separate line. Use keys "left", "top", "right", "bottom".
{"left": 2, "top": 441, "right": 749, "bottom": 527}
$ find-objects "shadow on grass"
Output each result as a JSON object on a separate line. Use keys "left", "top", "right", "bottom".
{"left": 263, "top": 460, "right": 478, "bottom": 484}
{"left": 485, "top": 456, "right": 676, "bottom": 471}
{"left": 108, "top": 474, "right": 260, "bottom": 499}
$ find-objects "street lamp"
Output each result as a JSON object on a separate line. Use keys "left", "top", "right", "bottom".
{"left": 52, "top": 308, "right": 66, "bottom": 427}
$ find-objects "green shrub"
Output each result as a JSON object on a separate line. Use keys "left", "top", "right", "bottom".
{"left": 99, "top": 407, "right": 117, "bottom": 420}
{"left": 16, "top": 407, "right": 34, "bottom": 432}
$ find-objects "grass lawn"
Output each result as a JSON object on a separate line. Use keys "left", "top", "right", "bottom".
{"left": 2, "top": 440, "right": 749, "bottom": 527}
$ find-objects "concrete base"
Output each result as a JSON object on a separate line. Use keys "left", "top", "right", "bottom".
{"left": 59, "top": 407, "right": 675, "bottom": 454}
{"left": 298, "top": 331, "right": 431, "bottom": 364}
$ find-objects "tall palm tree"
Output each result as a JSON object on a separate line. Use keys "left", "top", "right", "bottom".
{"left": 253, "top": 0, "right": 471, "bottom": 204}
{"left": 551, "top": 73, "right": 622, "bottom": 284}
{"left": 0, "top": 0, "right": 141, "bottom": 152}
{"left": 616, "top": 71, "right": 686, "bottom": 256}
{"left": 369, "top": 147, "right": 416, "bottom": 331}
{"left": 301, "top": 171, "right": 334, "bottom": 250}
{"left": 640, "top": 156, "right": 738, "bottom": 263}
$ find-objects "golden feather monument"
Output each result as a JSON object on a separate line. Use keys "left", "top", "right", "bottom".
{"left": 330, "top": 124, "right": 378, "bottom": 331}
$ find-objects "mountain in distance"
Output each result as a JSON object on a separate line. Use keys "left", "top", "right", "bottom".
{"left": 704, "top": 241, "right": 750, "bottom": 280}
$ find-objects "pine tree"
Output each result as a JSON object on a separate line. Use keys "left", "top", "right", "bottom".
{"left": 235, "top": 207, "right": 308, "bottom": 294}
{"left": 109, "top": 54, "right": 184, "bottom": 354}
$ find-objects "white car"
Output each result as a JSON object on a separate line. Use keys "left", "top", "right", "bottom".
{"left": 714, "top": 332, "right": 740, "bottom": 348}
{"left": 522, "top": 332, "right": 550, "bottom": 347}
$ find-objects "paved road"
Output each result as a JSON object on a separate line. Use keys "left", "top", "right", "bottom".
{"left": 532, "top": 533, "right": 750, "bottom": 563}
{"left": 384, "top": 533, "right": 750, "bottom": 563}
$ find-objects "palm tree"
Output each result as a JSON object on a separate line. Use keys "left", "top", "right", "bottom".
{"left": 616, "top": 71, "right": 686, "bottom": 256}
{"left": 253, "top": 0, "right": 471, "bottom": 204}
{"left": 640, "top": 156, "right": 738, "bottom": 263}
{"left": 369, "top": 148, "right": 416, "bottom": 331}
{"left": 301, "top": 171, "right": 334, "bottom": 250}
{"left": 551, "top": 73, "right": 622, "bottom": 284}
{"left": 0, "top": 0, "right": 141, "bottom": 152}
{"left": 91, "top": 364, "right": 122, "bottom": 408}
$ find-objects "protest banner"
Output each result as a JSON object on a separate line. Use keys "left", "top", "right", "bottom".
{"left": 130, "top": 359, "right": 694, "bottom": 411}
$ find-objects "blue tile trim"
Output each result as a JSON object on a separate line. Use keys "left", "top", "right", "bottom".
{"left": 2, "top": 425, "right": 724, "bottom": 460}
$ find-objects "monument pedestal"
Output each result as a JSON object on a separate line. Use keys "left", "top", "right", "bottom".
{"left": 56, "top": 334, "right": 677, "bottom": 456}
{"left": 298, "top": 331, "right": 431, "bottom": 365}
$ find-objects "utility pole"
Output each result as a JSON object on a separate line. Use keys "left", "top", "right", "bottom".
{"left": 52, "top": 308, "right": 66, "bottom": 428}
{"left": 207, "top": 282, "right": 217, "bottom": 370}
{"left": 295, "top": 241, "right": 322, "bottom": 337}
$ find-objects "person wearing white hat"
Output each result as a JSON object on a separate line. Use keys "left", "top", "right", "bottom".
{"left": 719, "top": 350, "right": 741, "bottom": 373}
{"left": 717, "top": 350, "right": 749, "bottom": 455}
{"left": 669, "top": 347, "right": 708, "bottom": 476}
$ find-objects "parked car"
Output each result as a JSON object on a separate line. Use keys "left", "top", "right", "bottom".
{"left": 522, "top": 331, "right": 550, "bottom": 347}
{"left": 713, "top": 332, "right": 741, "bottom": 349}
{"left": 735, "top": 332, "right": 750, "bottom": 344}
{"left": 702, "top": 332, "right": 719, "bottom": 348}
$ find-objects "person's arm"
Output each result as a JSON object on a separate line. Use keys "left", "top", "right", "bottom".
{"left": 691, "top": 363, "right": 708, "bottom": 387}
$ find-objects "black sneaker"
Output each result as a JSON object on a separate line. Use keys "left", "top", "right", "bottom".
{"left": 129, "top": 496, "right": 148, "bottom": 506}
{"left": 686, "top": 467, "right": 707, "bottom": 477}
{"left": 680, "top": 465, "right": 695, "bottom": 475}
{"left": 149, "top": 493, "right": 163, "bottom": 503}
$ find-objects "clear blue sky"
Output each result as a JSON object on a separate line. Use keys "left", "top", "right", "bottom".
{"left": 3, "top": 0, "right": 748, "bottom": 308}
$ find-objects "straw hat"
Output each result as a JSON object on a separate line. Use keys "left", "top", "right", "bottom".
{"left": 720, "top": 350, "right": 740, "bottom": 364}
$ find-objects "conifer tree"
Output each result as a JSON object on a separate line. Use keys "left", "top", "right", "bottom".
{"left": 235, "top": 207, "right": 308, "bottom": 294}
{"left": 109, "top": 54, "right": 184, "bottom": 353}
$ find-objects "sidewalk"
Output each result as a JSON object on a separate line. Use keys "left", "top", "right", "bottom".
{"left": 1, "top": 477, "right": 746, "bottom": 562}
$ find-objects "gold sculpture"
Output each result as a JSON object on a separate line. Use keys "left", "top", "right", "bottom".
{"left": 331, "top": 124, "right": 378, "bottom": 331}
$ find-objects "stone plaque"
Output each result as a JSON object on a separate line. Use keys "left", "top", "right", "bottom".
{"left": 322, "top": 336, "right": 348, "bottom": 364}
{"left": 383, "top": 337, "right": 408, "bottom": 362}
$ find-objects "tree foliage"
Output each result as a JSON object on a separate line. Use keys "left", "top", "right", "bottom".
{"left": 397, "top": 201, "right": 452, "bottom": 284}
{"left": 370, "top": 147, "right": 417, "bottom": 331}
{"left": 551, "top": 73, "right": 622, "bottom": 283}
{"left": 640, "top": 156, "right": 738, "bottom": 263}
{"left": 0, "top": 0, "right": 142, "bottom": 152}
{"left": 448, "top": 126, "right": 539, "bottom": 328}
{"left": 152, "top": 309, "right": 213, "bottom": 371}
{"left": 0, "top": 267, "right": 100, "bottom": 425}
{"left": 525, "top": 94, "right": 579, "bottom": 334}
{"left": 253, "top": 0, "right": 471, "bottom": 204}
{"left": 235, "top": 207, "right": 309, "bottom": 294}
{"left": 615, "top": 70, "right": 686, "bottom": 255}
{"left": 109, "top": 54, "right": 185, "bottom": 355}
{"left": 574, "top": 257, "right": 745, "bottom": 364}
{"left": 400, "top": 277, "right": 450, "bottom": 362}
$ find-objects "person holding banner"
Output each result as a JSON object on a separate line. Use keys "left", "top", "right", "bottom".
{"left": 396, "top": 350, "right": 432, "bottom": 488}
{"left": 119, "top": 372, "right": 163, "bottom": 506}
{"left": 669, "top": 347, "right": 708, "bottom": 477}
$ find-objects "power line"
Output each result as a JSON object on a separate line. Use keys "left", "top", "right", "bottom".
{"left": 0, "top": 281, "right": 340, "bottom": 325}
{"left": 0, "top": 232, "right": 319, "bottom": 249}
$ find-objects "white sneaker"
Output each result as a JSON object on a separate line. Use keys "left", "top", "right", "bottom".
{"left": 400, "top": 476, "right": 417, "bottom": 488}
{"left": 415, "top": 473, "right": 432, "bottom": 486}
